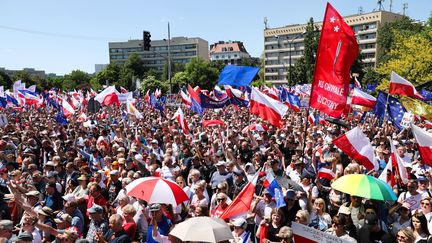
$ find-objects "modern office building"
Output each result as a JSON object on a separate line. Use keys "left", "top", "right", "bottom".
{"left": 264, "top": 11, "right": 405, "bottom": 84}
{"left": 109, "top": 37, "right": 209, "bottom": 72}
{"left": 209, "top": 41, "right": 251, "bottom": 65}
{"left": 94, "top": 64, "right": 108, "bottom": 74}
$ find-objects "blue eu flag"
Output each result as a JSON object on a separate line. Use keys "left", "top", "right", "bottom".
{"left": 373, "top": 91, "right": 406, "bottom": 130}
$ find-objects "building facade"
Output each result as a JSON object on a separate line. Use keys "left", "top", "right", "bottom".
{"left": 0, "top": 67, "right": 46, "bottom": 79}
{"left": 264, "top": 11, "right": 404, "bottom": 84}
{"left": 209, "top": 41, "right": 251, "bottom": 65}
{"left": 109, "top": 37, "right": 209, "bottom": 72}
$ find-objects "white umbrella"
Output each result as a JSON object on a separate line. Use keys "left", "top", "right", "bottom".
{"left": 169, "top": 217, "right": 233, "bottom": 243}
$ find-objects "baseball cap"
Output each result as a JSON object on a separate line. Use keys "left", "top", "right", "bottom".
{"left": 88, "top": 204, "right": 103, "bottom": 214}
{"left": 338, "top": 205, "right": 351, "bottom": 215}
{"left": 231, "top": 218, "right": 247, "bottom": 229}
{"left": 285, "top": 189, "right": 296, "bottom": 200}
{"left": 215, "top": 161, "right": 226, "bottom": 167}
{"left": 149, "top": 203, "right": 161, "bottom": 212}
{"left": 54, "top": 213, "right": 72, "bottom": 224}
{"left": 0, "top": 220, "right": 13, "bottom": 231}
{"left": 110, "top": 170, "right": 119, "bottom": 176}
{"left": 25, "top": 190, "right": 40, "bottom": 197}
{"left": 62, "top": 194, "right": 76, "bottom": 202}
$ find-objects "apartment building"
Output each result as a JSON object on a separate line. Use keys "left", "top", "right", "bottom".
{"left": 264, "top": 11, "right": 404, "bottom": 84}
{"left": 209, "top": 41, "right": 251, "bottom": 65}
{"left": 109, "top": 37, "right": 209, "bottom": 72}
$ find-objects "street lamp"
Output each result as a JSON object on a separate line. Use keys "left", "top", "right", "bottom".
{"left": 288, "top": 31, "right": 306, "bottom": 89}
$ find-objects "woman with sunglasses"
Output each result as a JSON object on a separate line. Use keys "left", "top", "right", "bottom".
{"left": 396, "top": 228, "right": 415, "bottom": 243}
{"left": 325, "top": 215, "right": 357, "bottom": 242}
{"left": 211, "top": 193, "right": 229, "bottom": 219}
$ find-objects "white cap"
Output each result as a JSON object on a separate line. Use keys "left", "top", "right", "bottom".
{"left": 231, "top": 218, "right": 247, "bottom": 228}
{"left": 62, "top": 194, "right": 76, "bottom": 202}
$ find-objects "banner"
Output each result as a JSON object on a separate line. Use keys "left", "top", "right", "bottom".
{"left": 309, "top": 3, "right": 359, "bottom": 118}
{"left": 217, "top": 65, "right": 259, "bottom": 87}
{"left": 118, "top": 92, "right": 133, "bottom": 104}
{"left": 292, "top": 222, "right": 350, "bottom": 243}
{"left": 199, "top": 93, "right": 230, "bottom": 109}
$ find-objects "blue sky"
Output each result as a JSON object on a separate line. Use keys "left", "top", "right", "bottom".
{"left": 0, "top": 0, "right": 430, "bottom": 75}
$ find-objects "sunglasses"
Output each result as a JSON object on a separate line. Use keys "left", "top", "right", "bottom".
{"left": 217, "top": 198, "right": 226, "bottom": 201}
{"left": 421, "top": 202, "right": 431, "bottom": 206}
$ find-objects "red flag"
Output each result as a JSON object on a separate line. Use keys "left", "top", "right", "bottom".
{"left": 202, "top": 120, "right": 227, "bottom": 128}
{"left": 411, "top": 124, "right": 432, "bottom": 166}
{"left": 318, "top": 167, "right": 336, "bottom": 181}
{"left": 219, "top": 174, "right": 258, "bottom": 219}
{"left": 173, "top": 107, "right": 189, "bottom": 134}
{"left": 309, "top": 3, "right": 359, "bottom": 118}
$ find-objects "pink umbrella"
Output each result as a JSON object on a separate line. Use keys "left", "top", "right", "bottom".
{"left": 125, "top": 177, "right": 189, "bottom": 206}
{"left": 242, "top": 124, "right": 269, "bottom": 133}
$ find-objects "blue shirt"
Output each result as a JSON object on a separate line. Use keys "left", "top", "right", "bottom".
{"left": 146, "top": 215, "right": 172, "bottom": 243}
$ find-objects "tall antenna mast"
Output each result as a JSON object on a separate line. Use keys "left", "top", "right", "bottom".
{"left": 403, "top": 3, "right": 408, "bottom": 15}
{"left": 389, "top": 0, "right": 393, "bottom": 12}
{"left": 358, "top": 6, "right": 364, "bottom": 14}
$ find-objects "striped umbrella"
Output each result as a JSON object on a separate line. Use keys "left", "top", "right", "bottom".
{"left": 331, "top": 174, "right": 397, "bottom": 201}
{"left": 126, "top": 177, "right": 189, "bottom": 206}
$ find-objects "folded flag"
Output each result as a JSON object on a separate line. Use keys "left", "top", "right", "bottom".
{"left": 389, "top": 71, "right": 424, "bottom": 99}
{"left": 411, "top": 124, "right": 432, "bottom": 167}
{"left": 400, "top": 96, "right": 432, "bottom": 121}
{"left": 61, "top": 99, "right": 75, "bottom": 118}
{"left": 332, "top": 127, "right": 378, "bottom": 171}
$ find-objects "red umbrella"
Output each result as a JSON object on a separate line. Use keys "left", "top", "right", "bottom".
{"left": 125, "top": 177, "right": 189, "bottom": 206}
{"left": 202, "top": 120, "right": 227, "bottom": 128}
{"left": 242, "top": 124, "right": 269, "bottom": 133}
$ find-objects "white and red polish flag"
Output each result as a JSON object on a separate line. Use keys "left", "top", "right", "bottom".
{"left": 250, "top": 87, "right": 288, "bottom": 128}
{"left": 309, "top": 3, "right": 358, "bottom": 118}
{"left": 332, "top": 127, "right": 378, "bottom": 171}
{"left": 126, "top": 100, "right": 143, "bottom": 119}
{"left": 62, "top": 98, "right": 75, "bottom": 118}
{"left": 173, "top": 107, "right": 189, "bottom": 134}
{"left": 389, "top": 71, "right": 424, "bottom": 99}
{"left": 351, "top": 87, "right": 376, "bottom": 108}
{"left": 318, "top": 167, "right": 336, "bottom": 181}
{"left": 94, "top": 86, "right": 120, "bottom": 106}
{"left": 308, "top": 113, "right": 316, "bottom": 125}
{"left": 411, "top": 123, "right": 432, "bottom": 166}
{"left": 425, "top": 121, "right": 432, "bottom": 129}
{"left": 219, "top": 173, "right": 258, "bottom": 220}
{"left": 180, "top": 90, "right": 191, "bottom": 107}
{"left": 388, "top": 138, "right": 410, "bottom": 185}
{"left": 77, "top": 113, "right": 88, "bottom": 122}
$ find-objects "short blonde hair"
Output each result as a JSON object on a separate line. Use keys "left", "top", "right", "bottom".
{"left": 122, "top": 204, "right": 136, "bottom": 216}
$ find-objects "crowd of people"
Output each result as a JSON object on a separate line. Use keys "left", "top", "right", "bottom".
{"left": 0, "top": 97, "right": 431, "bottom": 243}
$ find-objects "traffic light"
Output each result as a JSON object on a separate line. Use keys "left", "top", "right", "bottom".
{"left": 143, "top": 31, "right": 151, "bottom": 51}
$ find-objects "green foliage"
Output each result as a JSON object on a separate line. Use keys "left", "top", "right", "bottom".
{"left": 290, "top": 18, "right": 319, "bottom": 84}
{"left": 183, "top": 57, "right": 219, "bottom": 90}
{"left": 0, "top": 71, "right": 12, "bottom": 88}
{"left": 124, "top": 53, "right": 147, "bottom": 78}
{"left": 376, "top": 29, "right": 432, "bottom": 91}
{"left": 171, "top": 71, "right": 190, "bottom": 92}
{"left": 63, "top": 70, "right": 91, "bottom": 90}
{"left": 377, "top": 16, "right": 424, "bottom": 64}
{"left": 139, "top": 75, "right": 168, "bottom": 93}
{"left": 161, "top": 62, "right": 185, "bottom": 82}
{"left": 250, "top": 79, "right": 271, "bottom": 87}
{"left": 12, "top": 71, "right": 32, "bottom": 85}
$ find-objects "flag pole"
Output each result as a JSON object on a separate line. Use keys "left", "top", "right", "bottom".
{"left": 301, "top": 107, "right": 311, "bottom": 165}
{"left": 383, "top": 92, "right": 390, "bottom": 123}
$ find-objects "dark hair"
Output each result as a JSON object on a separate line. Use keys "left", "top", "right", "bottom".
{"left": 412, "top": 211, "right": 430, "bottom": 235}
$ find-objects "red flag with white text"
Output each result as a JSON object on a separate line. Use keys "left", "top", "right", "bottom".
{"left": 309, "top": 3, "right": 359, "bottom": 117}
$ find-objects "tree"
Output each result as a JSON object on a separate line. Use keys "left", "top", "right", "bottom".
{"left": 124, "top": 53, "right": 147, "bottom": 78}
{"left": 63, "top": 70, "right": 91, "bottom": 90}
{"left": 0, "top": 71, "right": 12, "bottom": 88}
{"left": 290, "top": 18, "right": 319, "bottom": 84}
{"left": 161, "top": 62, "right": 185, "bottom": 82}
{"left": 376, "top": 30, "right": 432, "bottom": 91}
{"left": 171, "top": 71, "right": 190, "bottom": 92}
{"left": 183, "top": 57, "right": 219, "bottom": 90}
{"left": 139, "top": 75, "right": 168, "bottom": 93}
{"left": 92, "top": 64, "right": 122, "bottom": 88}
{"left": 377, "top": 16, "right": 424, "bottom": 64}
